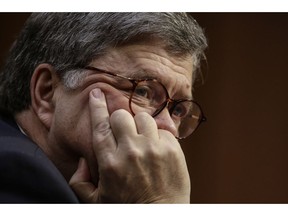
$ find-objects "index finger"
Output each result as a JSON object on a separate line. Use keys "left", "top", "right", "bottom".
{"left": 89, "top": 88, "right": 117, "bottom": 158}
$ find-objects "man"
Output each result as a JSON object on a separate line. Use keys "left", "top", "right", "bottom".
{"left": 0, "top": 13, "right": 207, "bottom": 203}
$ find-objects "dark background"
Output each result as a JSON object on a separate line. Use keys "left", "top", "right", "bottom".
{"left": 1, "top": 13, "right": 288, "bottom": 203}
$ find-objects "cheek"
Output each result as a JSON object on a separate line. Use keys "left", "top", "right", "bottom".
{"left": 52, "top": 96, "right": 93, "bottom": 157}
{"left": 101, "top": 88, "right": 133, "bottom": 116}
{"left": 80, "top": 82, "right": 133, "bottom": 116}
{"left": 51, "top": 85, "right": 133, "bottom": 155}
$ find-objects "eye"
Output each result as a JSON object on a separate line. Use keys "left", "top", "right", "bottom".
{"left": 134, "top": 85, "right": 153, "bottom": 100}
{"left": 131, "top": 80, "right": 167, "bottom": 112}
{"left": 171, "top": 102, "right": 189, "bottom": 118}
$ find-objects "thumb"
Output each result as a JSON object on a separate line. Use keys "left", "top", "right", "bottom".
{"left": 69, "top": 158, "right": 99, "bottom": 203}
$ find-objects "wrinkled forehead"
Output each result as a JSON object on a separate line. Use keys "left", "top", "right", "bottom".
{"left": 94, "top": 43, "right": 193, "bottom": 80}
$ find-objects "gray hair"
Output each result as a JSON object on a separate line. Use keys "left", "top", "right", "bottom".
{"left": 0, "top": 12, "right": 207, "bottom": 115}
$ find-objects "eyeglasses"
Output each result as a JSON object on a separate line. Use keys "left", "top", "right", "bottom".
{"left": 84, "top": 66, "right": 206, "bottom": 139}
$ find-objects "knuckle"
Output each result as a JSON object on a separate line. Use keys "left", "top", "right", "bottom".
{"left": 166, "top": 140, "right": 181, "bottom": 154}
{"left": 92, "top": 120, "right": 113, "bottom": 143}
{"left": 111, "top": 109, "right": 130, "bottom": 119}
{"left": 139, "top": 138, "right": 162, "bottom": 159}
{"left": 110, "top": 109, "right": 132, "bottom": 125}
{"left": 93, "top": 118, "right": 110, "bottom": 132}
{"left": 126, "top": 147, "right": 144, "bottom": 162}
{"left": 135, "top": 112, "right": 152, "bottom": 121}
{"left": 158, "top": 131, "right": 182, "bottom": 155}
{"left": 100, "top": 158, "right": 119, "bottom": 174}
{"left": 159, "top": 129, "right": 176, "bottom": 140}
{"left": 147, "top": 148, "right": 162, "bottom": 161}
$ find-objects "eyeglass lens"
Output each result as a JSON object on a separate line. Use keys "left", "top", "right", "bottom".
{"left": 129, "top": 80, "right": 203, "bottom": 139}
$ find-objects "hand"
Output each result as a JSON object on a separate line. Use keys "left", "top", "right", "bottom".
{"left": 69, "top": 88, "right": 191, "bottom": 203}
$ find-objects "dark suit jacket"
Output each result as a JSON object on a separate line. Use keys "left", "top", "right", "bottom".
{"left": 0, "top": 115, "right": 79, "bottom": 203}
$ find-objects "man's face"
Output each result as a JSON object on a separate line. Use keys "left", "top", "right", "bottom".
{"left": 49, "top": 42, "right": 194, "bottom": 182}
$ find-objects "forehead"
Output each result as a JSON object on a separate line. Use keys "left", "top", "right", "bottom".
{"left": 91, "top": 43, "right": 194, "bottom": 98}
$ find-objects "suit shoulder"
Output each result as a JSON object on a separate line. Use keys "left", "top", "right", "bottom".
{"left": 0, "top": 136, "right": 78, "bottom": 203}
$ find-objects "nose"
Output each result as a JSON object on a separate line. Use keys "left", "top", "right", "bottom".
{"left": 153, "top": 108, "right": 178, "bottom": 137}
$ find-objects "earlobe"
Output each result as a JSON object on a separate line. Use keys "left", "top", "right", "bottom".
{"left": 30, "top": 64, "right": 60, "bottom": 130}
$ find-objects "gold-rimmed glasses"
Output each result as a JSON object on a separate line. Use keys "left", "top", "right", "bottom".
{"left": 85, "top": 66, "right": 206, "bottom": 139}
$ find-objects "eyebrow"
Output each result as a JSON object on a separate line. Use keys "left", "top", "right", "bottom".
{"left": 90, "top": 66, "right": 193, "bottom": 100}
{"left": 87, "top": 66, "right": 158, "bottom": 82}
{"left": 125, "top": 69, "right": 158, "bottom": 80}
{"left": 134, "top": 70, "right": 193, "bottom": 100}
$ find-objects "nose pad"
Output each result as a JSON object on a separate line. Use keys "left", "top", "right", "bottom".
{"left": 154, "top": 108, "right": 178, "bottom": 137}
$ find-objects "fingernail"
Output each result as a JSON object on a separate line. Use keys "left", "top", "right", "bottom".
{"left": 91, "top": 88, "right": 103, "bottom": 99}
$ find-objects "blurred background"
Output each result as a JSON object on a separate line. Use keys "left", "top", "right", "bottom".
{"left": 1, "top": 13, "right": 288, "bottom": 203}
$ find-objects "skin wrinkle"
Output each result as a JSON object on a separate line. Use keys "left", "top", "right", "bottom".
{"left": 124, "top": 46, "right": 192, "bottom": 77}
{"left": 86, "top": 44, "right": 192, "bottom": 138}
{"left": 114, "top": 45, "right": 193, "bottom": 83}
{"left": 90, "top": 45, "right": 193, "bottom": 100}
{"left": 20, "top": 43, "right": 193, "bottom": 186}
{"left": 1, "top": 13, "right": 208, "bottom": 203}
{"left": 130, "top": 60, "right": 192, "bottom": 100}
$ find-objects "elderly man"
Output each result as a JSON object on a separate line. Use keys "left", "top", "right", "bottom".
{"left": 0, "top": 13, "right": 207, "bottom": 203}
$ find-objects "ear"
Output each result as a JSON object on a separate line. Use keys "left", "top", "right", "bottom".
{"left": 30, "top": 64, "right": 60, "bottom": 130}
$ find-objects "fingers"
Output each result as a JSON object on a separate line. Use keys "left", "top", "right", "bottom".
{"left": 90, "top": 88, "right": 159, "bottom": 147}
{"left": 69, "top": 158, "right": 91, "bottom": 184}
{"left": 69, "top": 158, "right": 98, "bottom": 203}
{"left": 134, "top": 112, "right": 158, "bottom": 139}
{"left": 109, "top": 109, "right": 138, "bottom": 142}
{"left": 89, "top": 88, "right": 117, "bottom": 157}
{"left": 85, "top": 88, "right": 190, "bottom": 203}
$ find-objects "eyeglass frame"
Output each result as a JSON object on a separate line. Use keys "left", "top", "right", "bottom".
{"left": 84, "top": 66, "right": 206, "bottom": 139}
